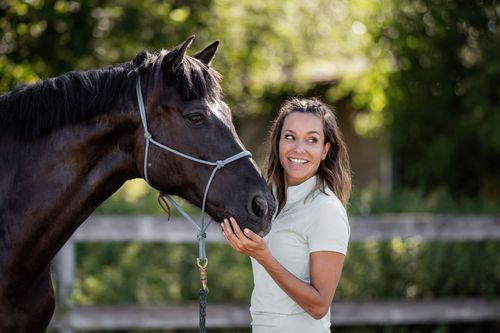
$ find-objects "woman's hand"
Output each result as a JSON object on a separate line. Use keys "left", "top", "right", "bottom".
{"left": 221, "top": 217, "right": 271, "bottom": 263}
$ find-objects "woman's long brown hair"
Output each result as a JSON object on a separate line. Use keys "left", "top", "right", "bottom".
{"left": 266, "top": 97, "right": 351, "bottom": 212}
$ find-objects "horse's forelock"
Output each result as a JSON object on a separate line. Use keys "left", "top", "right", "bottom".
{"left": 133, "top": 49, "right": 222, "bottom": 102}
{"left": 131, "top": 50, "right": 160, "bottom": 72}
{"left": 179, "top": 57, "right": 222, "bottom": 101}
{"left": 144, "top": 50, "right": 222, "bottom": 102}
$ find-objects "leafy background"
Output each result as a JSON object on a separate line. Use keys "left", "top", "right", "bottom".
{"left": 1, "top": 0, "right": 499, "bottom": 332}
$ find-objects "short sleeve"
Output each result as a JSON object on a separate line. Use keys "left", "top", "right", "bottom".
{"left": 307, "top": 197, "right": 350, "bottom": 255}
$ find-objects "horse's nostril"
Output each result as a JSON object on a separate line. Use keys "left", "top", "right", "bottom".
{"left": 251, "top": 195, "right": 268, "bottom": 219}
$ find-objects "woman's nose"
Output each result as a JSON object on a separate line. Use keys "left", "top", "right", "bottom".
{"left": 293, "top": 140, "right": 306, "bottom": 153}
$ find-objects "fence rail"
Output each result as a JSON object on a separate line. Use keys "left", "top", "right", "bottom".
{"left": 52, "top": 298, "right": 500, "bottom": 331}
{"left": 51, "top": 214, "right": 500, "bottom": 331}
{"left": 69, "top": 214, "right": 500, "bottom": 242}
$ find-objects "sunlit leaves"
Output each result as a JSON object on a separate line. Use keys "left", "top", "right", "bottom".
{"left": 169, "top": 6, "right": 190, "bottom": 23}
{"left": 53, "top": 0, "right": 80, "bottom": 14}
{"left": 204, "top": 0, "right": 377, "bottom": 115}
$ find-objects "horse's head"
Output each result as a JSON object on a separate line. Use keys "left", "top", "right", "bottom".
{"left": 132, "top": 37, "right": 274, "bottom": 236}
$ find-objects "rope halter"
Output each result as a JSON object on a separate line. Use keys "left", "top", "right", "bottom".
{"left": 135, "top": 75, "right": 251, "bottom": 264}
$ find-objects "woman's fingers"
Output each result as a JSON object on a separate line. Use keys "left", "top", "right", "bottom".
{"left": 222, "top": 218, "right": 245, "bottom": 250}
{"left": 223, "top": 218, "right": 248, "bottom": 241}
{"left": 222, "top": 219, "right": 235, "bottom": 238}
{"left": 243, "top": 227, "right": 259, "bottom": 241}
{"left": 229, "top": 217, "right": 246, "bottom": 238}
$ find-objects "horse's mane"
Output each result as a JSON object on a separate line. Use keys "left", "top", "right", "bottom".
{"left": 0, "top": 49, "right": 221, "bottom": 139}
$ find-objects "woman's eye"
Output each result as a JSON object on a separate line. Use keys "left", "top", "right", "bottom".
{"left": 308, "top": 137, "right": 319, "bottom": 143}
{"left": 284, "top": 135, "right": 294, "bottom": 140}
{"left": 186, "top": 114, "right": 204, "bottom": 125}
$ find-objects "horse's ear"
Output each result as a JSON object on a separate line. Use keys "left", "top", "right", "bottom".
{"left": 162, "top": 35, "right": 195, "bottom": 75}
{"left": 192, "top": 41, "right": 219, "bottom": 66}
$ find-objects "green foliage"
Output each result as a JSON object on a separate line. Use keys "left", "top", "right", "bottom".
{"left": 349, "top": 186, "right": 500, "bottom": 215}
{"left": 358, "top": 0, "right": 500, "bottom": 199}
{"left": 0, "top": 0, "right": 212, "bottom": 90}
{"left": 0, "top": 0, "right": 371, "bottom": 117}
{"left": 388, "top": 0, "right": 500, "bottom": 199}
{"left": 338, "top": 239, "right": 500, "bottom": 300}
{"left": 3, "top": 0, "right": 500, "bottom": 203}
{"left": 74, "top": 242, "right": 254, "bottom": 304}
{"left": 204, "top": 0, "right": 366, "bottom": 115}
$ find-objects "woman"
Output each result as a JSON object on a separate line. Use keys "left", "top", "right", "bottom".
{"left": 222, "top": 97, "right": 351, "bottom": 332}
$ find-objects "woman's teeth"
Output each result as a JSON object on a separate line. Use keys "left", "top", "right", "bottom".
{"left": 289, "top": 158, "right": 307, "bottom": 164}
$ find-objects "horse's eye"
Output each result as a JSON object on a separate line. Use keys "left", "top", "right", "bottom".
{"left": 185, "top": 113, "right": 204, "bottom": 125}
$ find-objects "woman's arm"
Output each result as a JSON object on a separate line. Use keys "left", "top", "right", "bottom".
{"left": 222, "top": 218, "right": 345, "bottom": 319}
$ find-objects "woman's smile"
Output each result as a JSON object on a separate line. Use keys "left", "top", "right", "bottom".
{"left": 289, "top": 158, "right": 308, "bottom": 164}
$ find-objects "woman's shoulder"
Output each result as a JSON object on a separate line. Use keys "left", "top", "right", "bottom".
{"left": 305, "top": 188, "right": 350, "bottom": 253}
{"left": 308, "top": 187, "right": 346, "bottom": 217}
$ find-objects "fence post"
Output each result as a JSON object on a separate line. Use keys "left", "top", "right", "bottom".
{"left": 54, "top": 238, "right": 75, "bottom": 333}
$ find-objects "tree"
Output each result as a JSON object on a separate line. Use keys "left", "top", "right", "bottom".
{"left": 374, "top": 0, "right": 500, "bottom": 198}
{"left": 0, "top": 0, "right": 212, "bottom": 90}
{"left": 1, "top": 0, "right": 369, "bottom": 115}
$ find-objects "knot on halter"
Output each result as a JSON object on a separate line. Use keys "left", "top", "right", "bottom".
{"left": 216, "top": 160, "right": 225, "bottom": 169}
{"left": 197, "top": 232, "right": 207, "bottom": 240}
{"left": 144, "top": 132, "right": 152, "bottom": 140}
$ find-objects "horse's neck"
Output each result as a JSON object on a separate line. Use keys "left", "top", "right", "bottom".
{"left": 0, "top": 115, "right": 139, "bottom": 284}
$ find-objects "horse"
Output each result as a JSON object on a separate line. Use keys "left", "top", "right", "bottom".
{"left": 0, "top": 36, "right": 276, "bottom": 332}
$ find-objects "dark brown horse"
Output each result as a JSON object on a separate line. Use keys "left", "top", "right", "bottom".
{"left": 0, "top": 37, "right": 275, "bottom": 332}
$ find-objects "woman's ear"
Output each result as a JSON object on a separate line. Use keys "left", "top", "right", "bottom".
{"left": 322, "top": 142, "right": 331, "bottom": 160}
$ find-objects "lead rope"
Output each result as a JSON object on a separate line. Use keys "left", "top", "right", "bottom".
{"left": 136, "top": 75, "right": 251, "bottom": 333}
{"left": 159, "top": 195, "right": 210, "bottom": 333}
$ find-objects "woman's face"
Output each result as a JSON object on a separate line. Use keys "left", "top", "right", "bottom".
{"left": 279, "top": 112, "right": 330, "bottom": 186}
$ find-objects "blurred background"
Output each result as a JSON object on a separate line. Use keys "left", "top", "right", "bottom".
{"left": 1, "top": 0, "right": 499, "bottom": 332}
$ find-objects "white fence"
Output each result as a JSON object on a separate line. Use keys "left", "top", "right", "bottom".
{"left": 50, "top": 214, "right": 500, "bottom": 332}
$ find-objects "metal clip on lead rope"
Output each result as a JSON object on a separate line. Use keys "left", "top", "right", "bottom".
{"left": 197, "top": 258, "right": 209, "bottom": 291}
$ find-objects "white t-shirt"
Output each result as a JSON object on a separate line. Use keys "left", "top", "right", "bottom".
{"left": 250, "top": 176, "right": 350, "bottom": 332}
